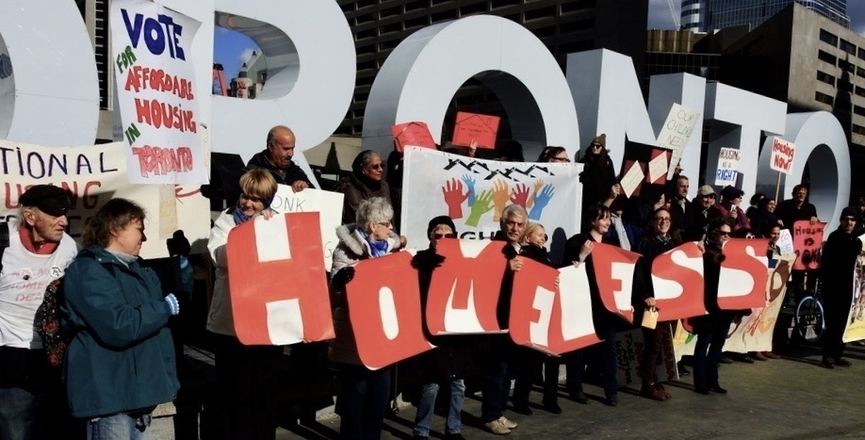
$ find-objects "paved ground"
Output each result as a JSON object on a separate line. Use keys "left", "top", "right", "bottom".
{"left": 151, "top": 340, "right": 865, "bottom": 439}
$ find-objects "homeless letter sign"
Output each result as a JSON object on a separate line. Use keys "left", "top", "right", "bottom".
{"left": 111, "top": 0, "right": 208, "bottom": 184}
{"left": 226, "top": 212, "right": 334, "bottom": 346}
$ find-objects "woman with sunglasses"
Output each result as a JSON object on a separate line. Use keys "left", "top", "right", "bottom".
{"left": 335, "top": 150, "right": 394, "bottom": 226}
{"left": 329, "top": 197, "right": 403, "bottom": 440}
{"left": 689, "top": 218, "right": 742, "bottom": 395}
{"left": 408, "top": 216, "right": 471, "bottom": 440}
{"left": 509, "top": 223, "right": 565, "bottom": 414}
{"left": 578, "top": 134, "right": 617, "bottom": 215}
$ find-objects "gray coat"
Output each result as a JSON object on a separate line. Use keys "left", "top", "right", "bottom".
{"left": 328, "top": 224, "right": 401, "bottom": 366}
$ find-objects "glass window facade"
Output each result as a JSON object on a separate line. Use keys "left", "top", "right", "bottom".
{"left": 681, "top": 0, "right": 850, "bottom": 32}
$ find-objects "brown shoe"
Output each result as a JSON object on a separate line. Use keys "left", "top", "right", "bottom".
{"left": 763, "top": 351, "right": 781, "bottom": 359}
{"left": 752, "top": 352, "right": 768, "bottom": 361}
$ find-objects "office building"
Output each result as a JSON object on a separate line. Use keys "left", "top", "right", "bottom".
{"left": 681, "top": 0, "right": 849, "bottom": 32}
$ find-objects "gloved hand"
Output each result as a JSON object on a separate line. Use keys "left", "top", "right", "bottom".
{"left": 164, "top": 293, "right": 180, "bottom": 316}
{"left": 331, "top": 267, "right": 355, "bottom": 288}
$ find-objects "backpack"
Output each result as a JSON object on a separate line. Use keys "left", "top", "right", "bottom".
{"left": 36, "top": 277, "right": 69, "bottom": 368}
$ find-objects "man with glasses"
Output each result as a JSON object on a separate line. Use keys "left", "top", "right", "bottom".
{"left": 247, "top": 125, "right": 314, "bottom": 193}
{"left": 819, "top": 207, "right": 863, "bottom": 369}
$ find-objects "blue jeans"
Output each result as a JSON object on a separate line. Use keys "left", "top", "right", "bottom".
{"left": 693, "top": 316, "right": 732, "bottom": 389}
{"left": 87, "top": 412, "right": 151, "bottom": 440}
{"left": 0, "top": 387, "right": 40, "bottom": 440}
{"left": 413, "top": 379, "right": 465, "bottom": 437}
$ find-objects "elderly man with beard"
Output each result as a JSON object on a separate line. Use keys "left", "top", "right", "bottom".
{"left": 247, "top": 125, "right": 314, "bottom": 193}
{"left": 819, "top": 207, "right": 863, "bottom": 369}
{"left": 0, "top": 185, "right": 79, "bottom": 440}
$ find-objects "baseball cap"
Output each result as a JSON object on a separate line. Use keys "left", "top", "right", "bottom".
{"left": 698, "top": 185, "right": 716, "bottom": 197}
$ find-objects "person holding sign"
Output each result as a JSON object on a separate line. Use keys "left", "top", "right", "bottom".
{"left": 819, "top": 208, "right": 862, "bottom": 369}
{"left": 690, "top": 218, "right": 743, "bottom": 395}
{"left": 62, "top": 199, "right": 180, "bottom": 439}
{"left": 329, "top": 197, "right": 403, "bottom": 440}
{"left": 247, "top": 125, "right": 314, "bottom": 193}
{"left": 562, "top": 204, "right": 619, "bottom": 407}
{"left": 206, "top": 169, "right": 282, "bottom": 440}
{"left": 718, "top": 186, "right": 751, "bottom": 233}
{"left": 634, "top": 208, "right": 678, "bottom": 401}
{"left": 776, "top": 185, "right": 820, "bottom": 305}
{"left": 578, "top": 134, "right": 617, "bottom": 214}
{"left": 409, "top": 216, "right": 472, "bottom": 440}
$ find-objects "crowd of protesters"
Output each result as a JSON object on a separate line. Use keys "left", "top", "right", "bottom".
{"left": 1, "top": 125, "right": 863, "bottom": 440}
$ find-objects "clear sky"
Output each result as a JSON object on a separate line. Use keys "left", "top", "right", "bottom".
{"left": 647, "top": 0, "right": 865, "bottom": 34}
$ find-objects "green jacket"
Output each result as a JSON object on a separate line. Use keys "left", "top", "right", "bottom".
{"left": 61, "top": 246, "right": 178, "bottom": 418}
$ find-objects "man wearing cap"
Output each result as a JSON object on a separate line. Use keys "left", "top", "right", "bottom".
{"left": 0, "top": 185, "right": 79, "bottom": 439}
{"left": 685, "top": 185, "right": 722, "bottom": 241}
{"left": 818, "top": 207, "right": 862, "bottom": 369}
{"left": 247, "top": 125, "right": 315, "bottom": 193}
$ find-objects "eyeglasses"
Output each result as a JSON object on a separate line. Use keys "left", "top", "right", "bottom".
{"left": 434, "top": 233, "right": 456, "bottom": 239}
{"left": 367, "top": 163, "right": 384, "bottom": 170}
{"left": 551, "top": 156, "right": 571, "bottom": 163}
{"left": 377, "top": 220, "right": 392, "bottom": 227}
{"left": 654, "top": 217, "right": 672, "bottom": 223}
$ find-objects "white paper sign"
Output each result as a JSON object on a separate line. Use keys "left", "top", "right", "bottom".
{"left": 620, "top": 162, "right": 645, "bottom": 198}
{"left": 770, "top": 137, "right": 796, "bottom": 174}
{"left": 271, "top": 186, "right": 344, "bottom": 272}
{"left": 656, "top": 103, "right": 700, "bottom": 179}
{"left": 111, "top": 0, "right": 208, "bottom": 184}
{"left": 777, "top": 229, "right": 795, "bottom": 255}
{"left": 714, "top": 147, "right": 741, "bottom": 186}
{"left": 648, "top": 153, "right": 668, "bottom": 184}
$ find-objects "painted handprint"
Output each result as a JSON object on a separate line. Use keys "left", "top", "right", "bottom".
{"left": 510, "top": 183, "right": 530, "bottom": 209}
{"left": 526, "top": 179, "right": 544, "bottom": 209}
{"left": 466, "top": 189, "right": 494, "bottom": 227}
{"left": 529, "top": 184, "right": 555, "bottom": 220}
{"left": 441, "top": 178, "right": 469, "bottom": 219}
{"left": 461, "top": 175, "right": 476, "bottom": 206}
{"left": 491, "top": 180, "right": 511, "bottom": 222}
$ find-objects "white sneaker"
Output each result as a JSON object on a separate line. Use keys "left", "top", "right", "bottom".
{"left": 483, "top": 418, "right": 511, "bottom": 435}
{"left": 499, "top": 416, "right": 518, "bottom": 429}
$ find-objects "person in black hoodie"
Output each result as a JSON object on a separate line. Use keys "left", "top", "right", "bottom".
{"left": 409, "top": 216, "right": 472, "bottom": 440}
{"left": 578, "top": 134, "right": 617, "bottom": 214}
{"left": 246, "top": 125, "right": 314, "bottom": 192}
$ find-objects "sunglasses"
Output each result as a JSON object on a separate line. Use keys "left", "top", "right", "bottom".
{"left": 367, "top": 163, "right": 384, "bottom": 170}
{"left": 434, "top": 233, "right": 456, "bottom": 239}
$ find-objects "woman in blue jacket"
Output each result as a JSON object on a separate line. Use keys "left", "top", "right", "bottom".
{"left": 62, "top": 198, "right": 180, "bottom": 439}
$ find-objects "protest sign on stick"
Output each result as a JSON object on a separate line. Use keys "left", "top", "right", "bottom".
{"left": 451, "top": 111, "right": 500, "bottom": 149}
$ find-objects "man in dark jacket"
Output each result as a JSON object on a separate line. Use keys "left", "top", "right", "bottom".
{"left": 776, "top": 185, "right": 820, "bottom": 305}
{"left": 685, "top": 185, "right": 722, "bottom": 241}
{"left": 246, "top": 125, "right": 314, "bottom": 192}
{"left": 819, "top": 207, "right": 863, "bottom": 369}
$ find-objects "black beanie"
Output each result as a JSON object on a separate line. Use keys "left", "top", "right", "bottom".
{"left": 427, "top": 215, "right": 457, "bottom": 239}
{"left": 841, "top": 206, "right": 858, "bottom": 220}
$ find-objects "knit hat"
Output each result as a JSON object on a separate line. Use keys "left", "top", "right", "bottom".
{"left": 698, "top": 185, "right": 716, "bottom": 196}
{"left": 840, "top": 206, "right": 858, "bottom": 220}
{"left": 720, "top": 185, "right": 744, "bottom": 201}
{"left": 590, "top": 134, "right": 606, "bottom": 148}
{"left": 427, "top": 215, "right": 457, "bottom": 239}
